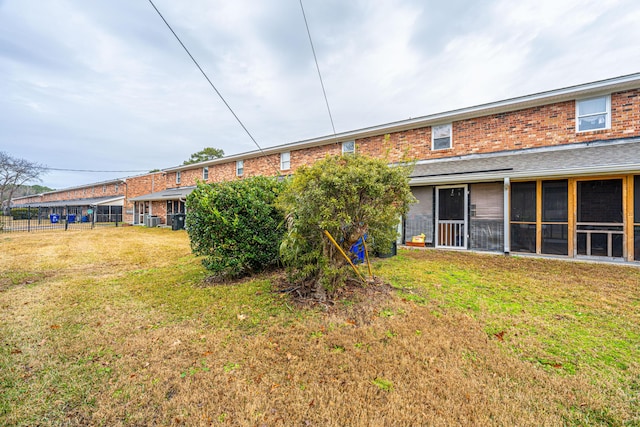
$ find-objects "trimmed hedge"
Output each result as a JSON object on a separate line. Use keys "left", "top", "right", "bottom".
{"left": 10, "top": 208, "right": 38, "bottom": 220}
{"left": 185, "top": 176, "right": 285, "bottom": 279}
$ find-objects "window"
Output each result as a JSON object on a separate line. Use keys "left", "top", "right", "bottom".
{"left": 114, "top": 184, "right": 119, "bottom": 192}
{"left": 176, "top": 171, "right": 181, "bottom": 184}
{"left": 102, "top": 185, "right": 106, "bottom": 193}
{"left": 342, "top": 141, "right": 355, "bottom": 155}
{"left": 280, "top": 152, "right": 290, "bottom": 170}
{"left": 576, "top": 95, "right": 610, "bottom": 132}
{"left": 432, "top": 124, "right": 452, "bottom": 150}
{"left": 203, "top": 167, "right": 209, "bottom": 180}
{"left": 236, "top": 160, "right": 244, "bottom": 176}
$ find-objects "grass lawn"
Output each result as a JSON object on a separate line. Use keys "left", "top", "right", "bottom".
{"left": 1, "top": 227, "right": 638, "bottom": 426}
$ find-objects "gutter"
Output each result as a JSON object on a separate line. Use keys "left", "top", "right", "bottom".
{"left": 409, "top": 163, "right": 640, "bottom": 186}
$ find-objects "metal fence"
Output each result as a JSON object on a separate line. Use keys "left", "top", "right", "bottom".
{"left": 1, "top": 206, "right": 122, "bottom": 233}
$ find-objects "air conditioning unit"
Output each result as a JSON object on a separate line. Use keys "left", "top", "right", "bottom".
{"left": 148, "top": 216, "right": 160, "bottom": 227}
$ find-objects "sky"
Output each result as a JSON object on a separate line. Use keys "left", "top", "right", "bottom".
{"left": 2, "top": 0, "right": 640, "bottom": 190}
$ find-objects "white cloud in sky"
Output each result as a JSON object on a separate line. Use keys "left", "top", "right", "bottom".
{"left": 1, "top": 0, "right": 639, "bottom": 189}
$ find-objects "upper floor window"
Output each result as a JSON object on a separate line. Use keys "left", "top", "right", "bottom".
{"left": 203, "top": 166, "right": 209, "bottom": 180}
{"left": 236, "top": 160, "right": 244, "bottom": 176}
{"left": 576, "top": 95, "right": 611, "bottom": 132}
{"left": 432, "top": 124, "right": 452, "bottom": 150}
{"left": 102, "top": 185, "right": 106, "bottom": 193}
{"left": 280, "top": 152, "right": 291, "bottom": 170}
{"left": 342, "top": 141, "right": 355, "bottom": 155}
{"left": 114, "top": 184, "right": 119, "bottom": 192}
{"left": 176, "top": 171, "right": 181, "bottom": 184}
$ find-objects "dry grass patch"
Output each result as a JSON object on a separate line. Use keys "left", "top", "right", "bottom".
{"left": 1, "top": 228, "right": 638, "bottom": 426}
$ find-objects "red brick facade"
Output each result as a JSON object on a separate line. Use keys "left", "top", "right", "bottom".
{"left": 13, "top": 179, "right": 126, "bottom": 205}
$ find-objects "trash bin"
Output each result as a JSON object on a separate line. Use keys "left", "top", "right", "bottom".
{"left": 377, "top": 241, "right": 397, "bottom": 258}
{"left": 50, "top": 214, "right": 59, "bottom": 224}
{"left": 349, "top": 235, "right": 366, "bottom": 264}
{"left": 68, "top": 214, "right": 76, "bottom": 223}
{"left": 172, "top": 213, "right": 186, "bottom": 230}
{"left": 81, "top": 215, "right": 89, "bottom": 223}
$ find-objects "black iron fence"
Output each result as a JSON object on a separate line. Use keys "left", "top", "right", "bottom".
{"left": 1, "top": 206, "right": 122, "bottom": 233}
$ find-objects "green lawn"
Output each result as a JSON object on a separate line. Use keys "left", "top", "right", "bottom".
{"left": 1, "top": 228, "right": 638, "bottom": 425}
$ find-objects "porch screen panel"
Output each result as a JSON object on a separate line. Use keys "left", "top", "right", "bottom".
{"left": 469, "top": 183, "right": 503, "bottom": 252}
{"left": 577, "top": 179, "right": 623, "bottom": 258}
{"left": 510, "top": 182, "right": 536, "bottom": 253}
{"left": 635, "top": 176, "right": 640, "bottom": 261}
{"left": 541, "top": 180, "right": 568, "bottom": 255}
{"left": 404, "top": 186, "right": 433, "bottom": 244}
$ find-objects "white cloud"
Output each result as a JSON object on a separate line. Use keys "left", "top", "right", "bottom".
{"left": 1, "top": 0, "right": 639, "bottom": 189}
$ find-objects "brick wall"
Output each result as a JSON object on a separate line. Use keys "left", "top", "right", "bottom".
{"left": 356, "top": 89, "right": 640, "bottom": 162}
{"left": 123, "top": 172, "right": 166, "bottom": 223}
{"left": 13, "top": 181, "right": 126, "bottom": 205}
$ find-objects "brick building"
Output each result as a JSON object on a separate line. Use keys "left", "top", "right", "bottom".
{"left": 11, "top": 178, "right": 126, "bottom": 223}
{"left": 12, "top": 73, "right": 640, "bottom": 262}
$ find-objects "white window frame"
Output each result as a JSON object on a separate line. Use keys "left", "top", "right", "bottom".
{"left": 236, "top": 160, "right": 244, "bottom": 176}
{"left": 342, "top": 140, "right": 355, "bottom": 154}
{"left": 203, "top": 166, "right": 209, "bottom": 180}
{"left": 576, "top": 95, "right": 611, "bottom": 132}
{"left": 432, "top": 123, "right": 452, "bottom": 150}
{"left": 280, "top": 152, "right": 291, "bottom": 170}
{"left": 176, "top": 171, "right": 181, "bottom": 184}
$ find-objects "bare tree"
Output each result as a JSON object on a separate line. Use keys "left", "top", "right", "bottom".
{"left": 0, "top": 152, "right": 47, "bottom": 212}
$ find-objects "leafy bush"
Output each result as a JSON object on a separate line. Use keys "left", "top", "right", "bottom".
{"left": 10, "top": 208, "right": 38, "bottom": 220}
{"left": 277, "top": 154, "right": 414, "bottom": 299}
{"left": 186, "top": 176, "right": 285, "bottom": 279}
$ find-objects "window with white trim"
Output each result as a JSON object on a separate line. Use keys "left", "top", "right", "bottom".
{"left": 176, "top": 171, "right": 181, "bottom": 184}
{"left": 203, "top": 166, "right": 209, "bottom": 180}
{"left": 576, "top": 95, "right": 611, "bottom": 132}
{"left": 236, "top": 160, "right": 244, "bottom": 176}
{"left": 432, "top": 124, "right": 452, "bottom": 150}
{"left": 280, "top": 152, "right": 290, "bottom": 170}
{"left": 342, "top": 141, "right": 355, "bottom": 154}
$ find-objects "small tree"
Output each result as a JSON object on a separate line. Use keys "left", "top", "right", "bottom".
{"left": 0, "top": 152, "right": 47, "bottom": 213}
{"left": 186, "top": 176, "right": 285, "bottom": 279}
{"left": 277, "top": 154, "right": 414, "bottom": 299}
{"left": 183, "top": 147, "right": 225, "bottom": 165}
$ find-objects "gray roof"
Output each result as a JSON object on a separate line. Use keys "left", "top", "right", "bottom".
{"left": 409, "top": 139, "right": 640, "bottom": 185}
{"left": 129, "top": 186, "right": 195, "bottom": 202}
{"left": 12, "top": 195, "right": 124, "bottom": 208}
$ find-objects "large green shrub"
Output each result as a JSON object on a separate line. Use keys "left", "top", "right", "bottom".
{"left": 277, "top": 154, "right": 415, "bottom": 299}
{"left": 186, "top": 176, "right": 285, "bottom": 279}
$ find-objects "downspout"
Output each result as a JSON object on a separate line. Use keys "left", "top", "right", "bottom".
{"left": 503, "top": 177, "right": 510, "bottom": 254}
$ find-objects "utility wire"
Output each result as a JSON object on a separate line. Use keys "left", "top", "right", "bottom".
{"left": 299, "top": 0, "right": 337, "bottom": 138}
{"left": 147, "top": 0, "right": 280, "bottom": 175}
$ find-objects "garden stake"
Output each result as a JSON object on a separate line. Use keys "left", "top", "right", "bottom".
{"left": 323, "top": 230, "right": 366, "bottom": 283}
{"left": 362, "top": 236, "right": 373, "bottom": 279}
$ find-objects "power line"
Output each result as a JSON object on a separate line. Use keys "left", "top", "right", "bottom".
{"left": 299, "top": 0, "right": 337, "bottom": 138}
{"left": 147, "top": 0, "right": 281, "bottom": 176}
